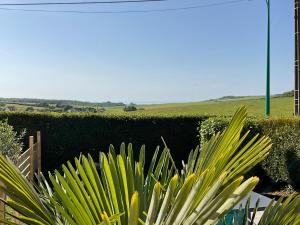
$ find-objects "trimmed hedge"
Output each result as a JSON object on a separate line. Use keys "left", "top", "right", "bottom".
{"left": 200, "top": 117, "right": 300, "bottom": 188}
{"left": 0, "top": 112, "right": 208, "bottom": 172}
{"left": 261, "top": 119, "right": 300, "bottom": 187}
{"left": 1, "top": 112, "right": 300, "bottom": 188}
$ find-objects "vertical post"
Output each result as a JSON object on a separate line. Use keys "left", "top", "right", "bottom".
{"left": 29, "top": 136, "right": 34, "bottom": 181}
{"left": 0, "top": 186, "right": 4, "bottom": 225}
{"left": 265, "top": 0, "right": 271, "bottom": 117}
{"left": 37, "top": 131, "right": 41, "bottom": 174}
{"left": 295, "top": 0, "right": 300, "bottom": 115}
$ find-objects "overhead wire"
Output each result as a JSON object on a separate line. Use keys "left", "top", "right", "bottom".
{"left": 0, "top": 0, "right": 251, "bottom": 14}
{"left": 0, "top": 0, "right": 170, "bottom": 6}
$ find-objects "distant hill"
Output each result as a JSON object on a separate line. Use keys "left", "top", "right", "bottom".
{"left": 0, "top": 98, "right": 125, "bottom": 108}
{"left": 208, "top": 90, "right": 294, "bottom": 102}
{"left": 130, "top": 93, "right": 293, "bottom": 117}
{"left": 273, "top": 90, "right": 294, "bottom": 98}
{"left": 0, "top": 90, "right": 294, "bottom": 117}
{"left": 209, "top": 95, "right": 262, "bottom": 102}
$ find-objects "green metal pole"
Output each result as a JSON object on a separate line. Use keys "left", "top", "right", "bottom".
{"left": 265, "top": 0, "right": 270, "bottom": 117}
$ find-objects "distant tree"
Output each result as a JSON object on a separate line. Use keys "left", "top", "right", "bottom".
{"left": 37, "top": 102, "right": 50, "bottom": 108}
{"left": 52, "top": 108, "right": 63, "bottom": 112}
{"left": 72, "top": 107, "right": 82, "bottom": 112}
{"left": 7, "top": 106, "right": 16, "bottom": 112}
{"left": 56, "top": 103, "right": 64, "bottom": 108}
{"left": 0, "top": 103, "right": 6, "bottom": 107}
{"left": 25, "top": 107, "right": 34, "bottom": 112}
{"left": 48, "top": 105, "right": 56, "bottom": 110}
{"left": 281, "top": 90, "right": 294, "bottom": 97}
{"left": 123, "top": 105, "right": 137, "bottom": 112}
{"left": 63, "top": 105, "right": 73, "bottom": 112}
{"left": 87, "top": 107, "right": 97, "bottom": 113}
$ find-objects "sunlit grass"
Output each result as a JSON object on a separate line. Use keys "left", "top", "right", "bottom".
{"left": 105, "top": 96, "right": 293, "bottom": 118}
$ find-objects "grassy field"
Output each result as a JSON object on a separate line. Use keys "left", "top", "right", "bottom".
{"left": 105, "top": 96, "right": 294, "bottom": 117}
{"left": 1, "top": 95, "right": 294, "bottom": 117}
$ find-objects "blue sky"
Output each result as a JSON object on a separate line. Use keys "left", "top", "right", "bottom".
{"left": 0, "top": 0, "right": 294, "bottom": 103}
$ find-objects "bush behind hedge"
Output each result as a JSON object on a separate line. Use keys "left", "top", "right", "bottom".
{"left": 200, "top": 116, "right": 300, "bottom": 188}
{"left": 261, "top": 119, "right": 300, "bottom": 187}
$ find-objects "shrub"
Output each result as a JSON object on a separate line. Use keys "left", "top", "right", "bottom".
{"left": 198, "top": 117, "right": 229, "bottom": 146}
{"left": 199, "top": 117, "right": 300, "bottom": 188}
{"left": 199, "top": 117, "right": 262, "bottom": 145}
{"left": 25, "top": 107, "right": 34, "bottom": 112}
{"left": 261, "top": 121, "right": 300, "bottom": 187}
{"left": 124, "top": 105, "right": 137, "bottom": 112}
{"left": 0, "top": 120, "right": 25, "bottom": 163}
{"left": 63, "top": 105, "right": 73, "bottom": 112}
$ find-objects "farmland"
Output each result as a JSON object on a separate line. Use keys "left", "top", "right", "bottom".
{"left": 0, "top": 94, "right": 294, "bottom": 117}
{"left": 104, "top": 96, "right": 293, "bottom": 117}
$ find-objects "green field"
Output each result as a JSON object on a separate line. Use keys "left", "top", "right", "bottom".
{"left": 105, "top": 96, "right": 294, "bottom": 117}
{"left": 0, "top": 95, "right": 294, "bottom": 117}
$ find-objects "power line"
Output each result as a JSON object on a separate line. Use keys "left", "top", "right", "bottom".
{"left": 0, "top": 0, "right": 251, "bottom": 14}
{"left": 0, "top": 0, "right": 169, "bottom": 6}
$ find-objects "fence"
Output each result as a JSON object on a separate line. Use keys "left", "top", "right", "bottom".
{"left": 18, "top": 131, "right": 42, "bottom": 180}
{"left": 0, "top": 131, "right": 41, "bottom": 224}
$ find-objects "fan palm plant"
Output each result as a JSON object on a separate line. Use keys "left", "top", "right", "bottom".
{"left": 0, "top": 107, "right": 278, "bottom": 225}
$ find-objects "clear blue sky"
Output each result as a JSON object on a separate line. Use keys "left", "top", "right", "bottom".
{"left": 0, "top": 0, "right": 294, "bottom": 103}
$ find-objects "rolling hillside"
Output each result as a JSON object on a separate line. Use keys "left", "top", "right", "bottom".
{"left": 0, "top": 93, "right": 294, "bottom": 117}
{"left": 141, "top": 96, "right": 293, "bottom": 117}
{"left": 105, "top": 96, "right": 294, "bottom": 117}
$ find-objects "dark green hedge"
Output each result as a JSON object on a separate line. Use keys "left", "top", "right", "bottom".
{"left": 261, "top": 119, "right": 300, "bottom": 187}
{"left": 0, "top": 112, "right": 208, "bottom": 172}
{"left": 2, "top": 112, "right": 300, "bottom": 189}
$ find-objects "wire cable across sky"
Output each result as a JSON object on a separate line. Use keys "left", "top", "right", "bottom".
{"left": 0, "top": 0, "right": 169, "bottom": 6}
{"left": 0, "top": 0, "right": 251, "bottom": 14}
